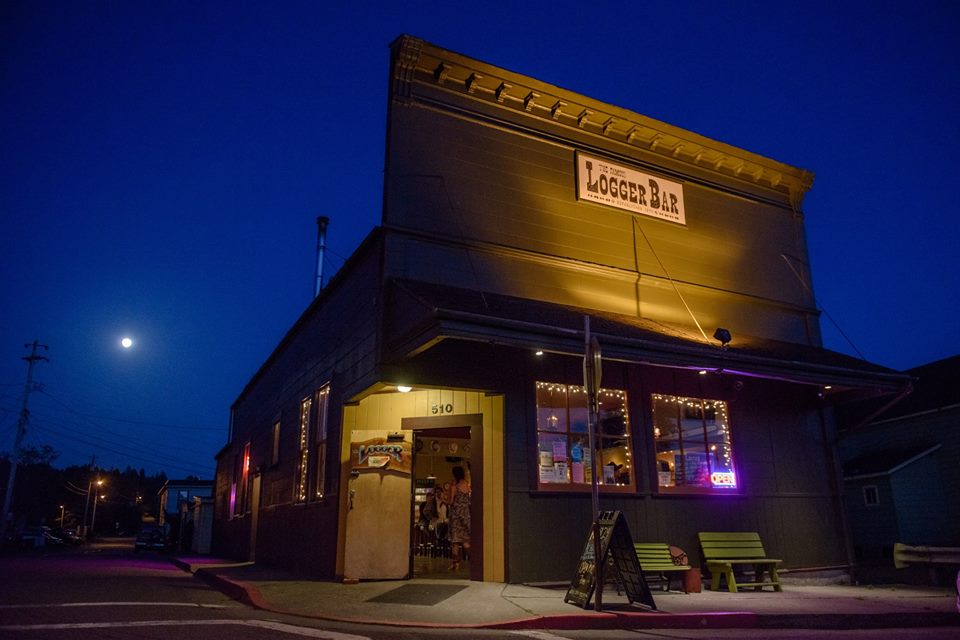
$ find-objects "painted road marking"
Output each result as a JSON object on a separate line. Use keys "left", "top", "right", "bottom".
{"left": 0, "top": 619, "right": 370, "bottom": 639}
{"left": 509, "top": 631, "right": 573, "bottom": 640}
{"left": 0, "top": 601, "right": 233, "bottom": 609}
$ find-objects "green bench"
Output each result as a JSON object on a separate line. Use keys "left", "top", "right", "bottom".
{"left": 698, "top": 532, "right": 782, "bottom": 593}
{"left": 634, "top": 542, "right": 692, "bottom": 592}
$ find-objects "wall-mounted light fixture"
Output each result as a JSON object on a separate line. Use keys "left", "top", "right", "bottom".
{"left": 534, "top": 349, "right": 544, "bottom": 356}
{"left": 713, "top": 327, "right": 732, "bottom": 347}
{"left": 397, "top": 385, "right": 413, "bottom": 393}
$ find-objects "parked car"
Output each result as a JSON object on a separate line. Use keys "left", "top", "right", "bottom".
{"left": 40, "top": 526, "right": 64, "bottom": 546}
{"left": 134, "top": 525, "right": 171, "bottom": 552}
{"left": 52, "top": 527, "right": 83, "bottom": 545}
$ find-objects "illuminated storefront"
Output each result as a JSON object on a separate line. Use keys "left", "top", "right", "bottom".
{"left": 213, "top": 36, "right": 909, "bottom": 583}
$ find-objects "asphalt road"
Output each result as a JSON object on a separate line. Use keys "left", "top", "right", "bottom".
{"left": 0, "top": 540, "right": 955, "bottom": 640}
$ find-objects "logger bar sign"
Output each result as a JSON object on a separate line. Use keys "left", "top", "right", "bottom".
{"left": 576, "top": 153, "right": 686, "bottom": 225}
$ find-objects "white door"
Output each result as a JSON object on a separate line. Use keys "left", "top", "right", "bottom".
{"left": 343, "top": 430, "right": 412, "bottom": 579}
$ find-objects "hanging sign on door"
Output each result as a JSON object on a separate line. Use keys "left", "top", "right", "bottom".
{"left": 351, "top": 437, "right": 412, "bottom": 474}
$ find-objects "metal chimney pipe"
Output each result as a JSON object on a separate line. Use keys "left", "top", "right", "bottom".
{"left": 315, "top": 216, "right": 329, "bottom": 297}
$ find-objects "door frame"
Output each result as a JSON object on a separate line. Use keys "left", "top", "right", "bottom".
{"left": 403, "top": 414, "right": 483, "bottom": 581}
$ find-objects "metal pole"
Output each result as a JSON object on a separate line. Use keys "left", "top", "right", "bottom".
{"left": 315, "top": 216, "right": 329, "bottom": 297}
{"left": 82, "top": 479, "right": 92, "bottom": 538}
{"left": 584, "top": 317, "right": 603, "bottom": 611}
{"left": 90, "top": 491, "right": 99, "bottom": 539}
{"left": 1, "top": 341, "right": 48, "bottom": 537}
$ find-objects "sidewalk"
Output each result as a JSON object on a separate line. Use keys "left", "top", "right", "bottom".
{"left": 170, "top": 556, "right": 959, "bottom": 631}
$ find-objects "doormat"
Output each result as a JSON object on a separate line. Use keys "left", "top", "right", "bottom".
{"left": 366, "top": 583, "right": 467, "bottom": 606}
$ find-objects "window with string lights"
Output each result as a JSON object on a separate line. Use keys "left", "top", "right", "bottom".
{"left": 652, "top": 394, "right": 737, "bottom": 493}
{"left": 294, "top": 395, "right": 312, "bottom": 503}
{"left": 535, "top": 382, "right": 634, "bottom": 491}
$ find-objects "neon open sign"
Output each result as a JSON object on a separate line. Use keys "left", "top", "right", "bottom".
{"left": 711, "top": 471, "right": 737, "bottom": 488}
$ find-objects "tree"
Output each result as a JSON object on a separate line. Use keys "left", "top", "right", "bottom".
{"left": 18, "top": 445, "right": 59, "bottom": 466}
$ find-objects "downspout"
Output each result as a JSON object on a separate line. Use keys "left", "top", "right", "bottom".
{"left": 315, "top": 216, "right": 330, "bottom": 298}
{"left": 819, "top": 405, "right": 858, "bottom": 584}
{"left": 838, "top": 383, "right": 914, "bottom": 439}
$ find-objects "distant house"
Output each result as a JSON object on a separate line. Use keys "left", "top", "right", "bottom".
{"left": 158, "top": 479, "right": 215, "bottom": 526}
{"left": 838, "top": 355, "right": 960, "bottom": 582}
{"left": 158, "top": 479, "right": 213, "bottom": 552}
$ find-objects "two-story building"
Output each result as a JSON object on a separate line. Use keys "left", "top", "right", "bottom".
{"left": 213, "top": 35, "right": 910, "bottom": 583}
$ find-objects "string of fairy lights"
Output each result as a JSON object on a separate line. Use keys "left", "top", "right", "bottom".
{"left": 652, "top": 393, "right": 735, "bottom": 487}
{"left": 534, "top": 382, "right": 735, "bottom": 488}
{"left": 295, "top": 396, "right": 312, "bottom": 502}
{"left": 535, "top": 381, "right": 631, "bottom": 485}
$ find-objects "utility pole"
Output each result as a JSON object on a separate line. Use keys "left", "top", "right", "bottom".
{"left": 1, "top": 341, "right": 49, "bottom": 536}
{"left": 81, "top": 456, "right": 96, "bottom": 538}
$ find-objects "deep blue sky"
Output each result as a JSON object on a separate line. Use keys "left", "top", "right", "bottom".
{"left": 2, "top": 1, "right": 957, "bottom": 478}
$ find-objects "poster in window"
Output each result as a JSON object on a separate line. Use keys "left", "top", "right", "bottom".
{"left": 676, "top": 452, "right": 709, "bottom": 486}
{"left": 553, "top": 440, "right": 567, "bottom": 462}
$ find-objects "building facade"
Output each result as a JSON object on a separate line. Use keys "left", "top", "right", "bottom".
{"left": 213, "top": 35, "right": 909, "bottom": 583}
{"left": 839, "top": 355, "right": 959, "bottom": 583}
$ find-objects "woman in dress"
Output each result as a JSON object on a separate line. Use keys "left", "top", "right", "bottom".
{"left": 448, "top": 465, "right": 471, "bottom": 571}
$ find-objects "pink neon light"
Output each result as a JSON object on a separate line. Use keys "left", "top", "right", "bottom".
{"left": 711, "top": 471, "right": 737, "bottom": 488}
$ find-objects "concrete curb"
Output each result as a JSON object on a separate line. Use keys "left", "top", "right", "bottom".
{"left": 172, "top": 559, "right": 960, "bottom": 631}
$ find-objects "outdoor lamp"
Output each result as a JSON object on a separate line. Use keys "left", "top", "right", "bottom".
{"left": 713, "top": 327, "right": 732, "bottom": 347}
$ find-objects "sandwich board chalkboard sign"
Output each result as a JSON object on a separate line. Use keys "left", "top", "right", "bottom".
{"left": 564, "top": 510, "right": 655, "bottom": 610}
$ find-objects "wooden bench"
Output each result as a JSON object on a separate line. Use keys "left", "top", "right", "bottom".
{"left": 634, "top": 542, "right": 692, "bottom": 592}
{"left": 698, "top": 532, "right": 782, "bottom": 592}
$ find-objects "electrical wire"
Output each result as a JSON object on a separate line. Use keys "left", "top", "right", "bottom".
{"left": 29, "top": 416, "right": 217, "bottom": 472}
{"left": 39, "top": 390, "right": 224, "bottom": 432}
{"left": 632, "top": 217, "right": 710, "bottom": 342}
{"left": 780, "top": 253, "right": 866, "bottom": 360}
{"left": 30, "top": 419, "right": 214, "bottom": 475}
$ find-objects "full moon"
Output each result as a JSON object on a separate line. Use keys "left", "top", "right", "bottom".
{"left": 121, "top": 337, "right": 133, "bottom": 349}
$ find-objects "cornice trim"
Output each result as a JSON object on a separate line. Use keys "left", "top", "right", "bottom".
{"left": 391, "top": 36, "right": 814, "bottom": 201}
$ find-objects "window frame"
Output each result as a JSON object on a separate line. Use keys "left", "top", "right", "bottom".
{"left": 863, "top": 485, "right": 880, "bottom": 507}
{"left": 313, "top": 385, "right": 331, "bottom": 499}
{"left": 534, "top": 381, "right": 635, "bottom": 493}
{"left": 651, "top": 393, "right": 738, "bottom": 495}
{"left": 270, "top": 419, "right": 281, "bottom": 468}
{"left": 294, "top": 396, "right": 312, "bottom": 503}
{"left": 233, "top": 442, "right": 251, "bottom": 516}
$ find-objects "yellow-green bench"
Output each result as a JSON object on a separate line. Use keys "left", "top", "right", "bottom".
{"left": 698, "top": 532, "right": 782, "bottom": 592}
{"left": 634, "top": 542, "right": 691, "bottom": 592}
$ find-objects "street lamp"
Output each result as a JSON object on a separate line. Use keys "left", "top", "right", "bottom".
{"left": 59, "top": 505, "right": 65, "bottom": 528}
{"left": 89, "top": 479, "right": 104, "bottom": 539}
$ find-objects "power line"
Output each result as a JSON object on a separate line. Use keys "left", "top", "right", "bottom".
{"left": 29, "top": 402, "right": 224, "bottom": 460}
{"left": 30, "top": 417, "right": 217, "bottom": 472}
{"left": 38, "top": 390, "right": 225, "bottom": 432}
{"left": 31, "top": 420, "right": 215, "bottom": 475}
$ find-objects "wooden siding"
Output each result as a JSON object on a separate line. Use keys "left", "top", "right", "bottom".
{"left": 213, "top": 246, "right": 382, "bottom": 570}
{"left": 394, "top": 340, "right": 847, "bottom": 583}
{"left": 839, "top": 406, "right": 960, "bottom": 547}
{"left": 383, "top": 103, "right": 820, "bottom": 345}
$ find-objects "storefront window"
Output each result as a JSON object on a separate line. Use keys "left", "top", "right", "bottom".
{"left": 536, "top": 382, "right": 633, "bottom": 489}
{"left": 313, "top": 385, "right": 330, "bottom": 498}
{"left": 652, "top": 394, "right": 737, "bottom": 492}
{"left": 295, "top": 396, "right": 311, "bottom": 503}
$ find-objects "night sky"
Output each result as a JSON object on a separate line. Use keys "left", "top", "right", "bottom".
{"left": 2, "top": 1, "right": 957, "bottom": 478}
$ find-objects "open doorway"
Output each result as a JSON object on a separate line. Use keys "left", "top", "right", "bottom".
{"left": 406, "top": 414, "right": 483, "bottom": 580}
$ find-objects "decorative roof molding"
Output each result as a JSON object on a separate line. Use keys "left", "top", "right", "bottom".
{"left": 391, "top": 35, "right": 815, "bottom": 199}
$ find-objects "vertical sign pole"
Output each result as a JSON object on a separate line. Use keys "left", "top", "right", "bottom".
{"left": 584, "top": 316, "right": 603, "bottom": 611}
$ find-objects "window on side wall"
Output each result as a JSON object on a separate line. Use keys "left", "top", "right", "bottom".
{"left": 535, "top": 382, "right": 634, "bottom": 490}
{"left": 234, "top": 442, "right": 251, "bottom": 515}
{"left": 271, "top": 420, "right": 281, "bottom": 467}
{"left": 314, "top": 385, "right": 330, "bottom": 499}
{"left": 652, "top": 394, "right": 737, "bottom": 493}
{"left": 295, "top": 396, "right": 312, "bottom": 503}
